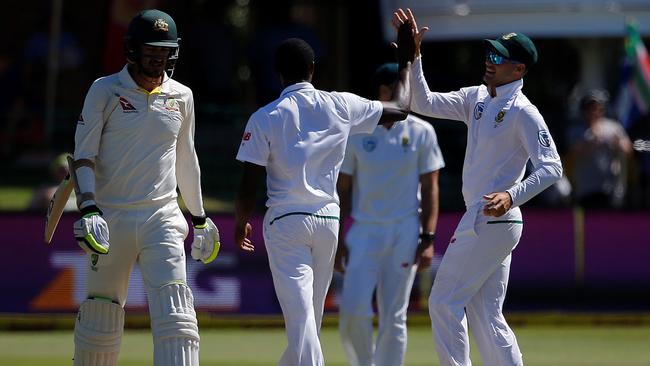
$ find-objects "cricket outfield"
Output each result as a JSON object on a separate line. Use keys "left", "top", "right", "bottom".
{"left": 2, "top": 322, "right": 649, "bottom": 365}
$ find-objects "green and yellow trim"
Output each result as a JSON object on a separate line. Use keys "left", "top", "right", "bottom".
{"left": 486, "top": 220, "right": 523, "bottom": 224}
{"left": 270, "top": 212, "right": 339, "bottom": 225}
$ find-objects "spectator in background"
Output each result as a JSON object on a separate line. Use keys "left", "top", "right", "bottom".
{"left": 568, "top": 89, "right": 633, "bottom": 209}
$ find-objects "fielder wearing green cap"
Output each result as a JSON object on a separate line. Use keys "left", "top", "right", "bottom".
{"left": 484, "top": 32, "right": 538, "bottom": 67}
{"left": 393, "top": 8, "right": 562, "bottom": 366}
{"left": 70, "top": 9, "right": 218, "bottom": 366}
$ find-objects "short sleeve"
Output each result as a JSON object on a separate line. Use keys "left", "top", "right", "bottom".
{"left": 418, "top": 124, "right": 445, "bottom": 174}
{"left": 236, "top": 110, "right": 270, "bottom": 166}
{"left": 335, "top": 92, "right": 382, "bottom": 135}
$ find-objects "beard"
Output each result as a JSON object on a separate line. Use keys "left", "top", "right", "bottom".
{"left": 140, "top": 64, "right": 165, "bottom": 78}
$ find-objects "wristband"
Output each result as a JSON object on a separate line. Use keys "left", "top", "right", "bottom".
{"left": 80, "top": 204, "right": 103, "bottom": 217}
{"left": 191, "top": 215, "right": 207, "bottom": 228}
{"left": 419, "top": 232, "right": 436, "bottom": 242}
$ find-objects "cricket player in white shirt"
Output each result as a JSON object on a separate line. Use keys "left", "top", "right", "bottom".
{"left": 394, "top": 9, "right": 563, "bottom": 366}
{"left": 234, "top": 33, "right": 414, "bottom": 366}
{"left": 335, "top": 62, "right": 445, "bottom": 366}
{"left": 69, "top": 10, "right": 219, "bottom": 366}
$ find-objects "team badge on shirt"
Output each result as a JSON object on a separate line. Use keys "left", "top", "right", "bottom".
{"left": 401, "top": 136, "right": 410, "bottom": 151}
{"left": 473, "top": 102, "right": 485, "bottom": 120}
{"left": 362, "top": 136, "right": 377, "bottom": 152}
{"left": 164, "top": 97, "right": 179, "bottom": 111}
{"left": 538, "top": 130, "right": 551, "bottom": 147}
{"left": 494, "top": 110, "right": 506, "bottom": 127}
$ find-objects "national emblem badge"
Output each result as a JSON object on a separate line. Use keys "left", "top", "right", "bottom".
{"left": 494, "top": 110, "right": 506, "bottom": 127}
{"left": 153, "top": 19, "right": 169, "bottom": 32}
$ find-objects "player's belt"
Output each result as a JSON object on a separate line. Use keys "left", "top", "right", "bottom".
{"left": 269, "top": 212, "right": 340, "bottom": 226}
{"left": 486, "top": 220, "right": 523, "bottom": 224}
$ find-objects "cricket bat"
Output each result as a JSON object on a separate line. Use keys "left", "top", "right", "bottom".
{"left": 44, "top": 158, "right": 75, "bottom": 243}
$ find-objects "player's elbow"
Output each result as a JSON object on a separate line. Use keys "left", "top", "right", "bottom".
{"left": 542, "top": 161, "right": 563, "bottom": 183}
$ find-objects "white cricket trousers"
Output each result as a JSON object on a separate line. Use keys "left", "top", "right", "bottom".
{"left": 429, "top": 206, "right": 524, "bottom": 366}
{"left": 339, "top": 214, "right": 419, "bottom": 366}
{"left": 263, "top": 206, "right": 340, "bottom": 366}
{"left": 86, "top": 200, "right": 190, "bottom": 304}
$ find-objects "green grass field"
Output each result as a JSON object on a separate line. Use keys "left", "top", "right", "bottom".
{"left": 2, "top": 324, "right": 650, "bottom": 365}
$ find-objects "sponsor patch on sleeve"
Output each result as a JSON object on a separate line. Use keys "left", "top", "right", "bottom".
{"left": 538, "top": 130, "right": 551, "bottom": 148}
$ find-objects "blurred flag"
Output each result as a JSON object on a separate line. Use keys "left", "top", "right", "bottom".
{"left": 615, "top": 21, "right": 650, "bottom": 130}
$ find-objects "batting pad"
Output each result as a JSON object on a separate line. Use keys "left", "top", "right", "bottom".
{"left": 149, "top": 283, "right": 200, "bottom": 366}
{"left": 73, "top": 298, "right": 124, "bottom": 366}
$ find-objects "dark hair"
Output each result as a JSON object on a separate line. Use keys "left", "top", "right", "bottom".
{"left": 580, "top": 89, "right": 609, "bottom": 111}
{"left": 274, "top": 38, "right": 314, "bottom": 82}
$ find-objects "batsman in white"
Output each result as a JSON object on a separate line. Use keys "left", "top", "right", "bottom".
{"left": 70, "top": 9, "right": 219, "bottom": 366}
{"left": 234, "top": 32, "right": 414, "bottom": 366}
{"left": 393, "top": 9, "right": 563, "bottom": 366}
{"left": 335, "top": 62, "right": 445, "bottom": 366}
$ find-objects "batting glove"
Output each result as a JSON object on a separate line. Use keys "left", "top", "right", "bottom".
{"left": 73, "top": 205, "right": 110, "bottom": 255}
{"left": 191, "top": 216, "right": 221, "bottom": 264}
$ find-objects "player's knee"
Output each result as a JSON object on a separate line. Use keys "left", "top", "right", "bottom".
{"left": 339, "top": 309, "right": 373, "bottom": 338}
{"left": 148, "top": 282, "right": 200, "bottom": 342}
{"left": 428, "top": 290, "right": 452, "bottom": 317}
{"left": 74, "top": 298, "right": 124, "bottom": 365}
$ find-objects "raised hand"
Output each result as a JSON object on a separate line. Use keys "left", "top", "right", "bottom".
{"left": 392, "top": 8, "right": 429, "bottom": 58}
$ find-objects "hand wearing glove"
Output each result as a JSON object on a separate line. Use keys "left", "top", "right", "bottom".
{"left": 191, "top": 216, "right": 221, "bottom": 264}
{"left": 73, "top": 205, "right": 110, "bottom": 255}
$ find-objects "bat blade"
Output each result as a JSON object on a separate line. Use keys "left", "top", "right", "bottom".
{"left": 44, "top": 172, "right": 74, "bottom": 244}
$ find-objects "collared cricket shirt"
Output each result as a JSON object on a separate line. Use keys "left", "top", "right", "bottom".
{"left": 74, "top": 65, "right": 204, "bottom": 216}
{"left": 410, "top": 57, "right": 562, "bottom": 208}
{"left": 236, "top": 82, "right": 383, "bottom": 215}
{"left": 341, "top": 115, "right": 445, "bottom": 223}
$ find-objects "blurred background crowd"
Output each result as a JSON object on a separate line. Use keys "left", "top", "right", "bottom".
{"left": 1, "top": 0, "right": 650, "bottom": 214}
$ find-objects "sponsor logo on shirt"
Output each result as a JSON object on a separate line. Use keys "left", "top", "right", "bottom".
{"left": 538, "top": 130, "right": 551, "bottom": 148}
{"left": 118, "top": 97, "right": 137, "bottom": 112}
{"left": 362, "top": 136, "right": 377, "bottom": 152}
{"left": 242, "top": 132, "right": 251, "bottom": 141}
{"left": 473, "top": 102, "right": 484, "bottom": 120}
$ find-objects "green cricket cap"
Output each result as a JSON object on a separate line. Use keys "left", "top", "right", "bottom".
{"left": 373, "top": 63, "right": 399, "bottom": 87}
{"left": 127, "top": 9, "right": 178, "bottom": 48}
{"left": 484, "top": 32, "right": 538, "bottom": 66}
